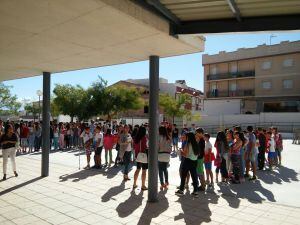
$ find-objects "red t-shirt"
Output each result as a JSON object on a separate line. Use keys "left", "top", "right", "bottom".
{"left": 20, "top": 126, "right": 29, "bottom": 138}
{"left": 134, "top": 136, "right": 147, "bottom": 156}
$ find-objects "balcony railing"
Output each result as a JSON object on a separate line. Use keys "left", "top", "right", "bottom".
{"left": 207, "top": 70, "right": 255, "bottom": 81}
{"left": 207, "top": 89, "right": 255, "bottom": 98}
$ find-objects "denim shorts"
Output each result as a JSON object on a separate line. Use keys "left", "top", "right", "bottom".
{"left": 204, "top": 162, "right": 212, "bottom": 170}
{"left": 268, "top": 152, "right": 277, "bottom": 159}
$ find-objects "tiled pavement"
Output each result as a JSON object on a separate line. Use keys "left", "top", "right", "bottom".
{"left": 0, "top": 140, "right": 299, "bottom": 225}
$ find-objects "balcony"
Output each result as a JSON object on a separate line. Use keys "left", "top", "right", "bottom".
{"left": 207, "top": 89, "right": 255, "bottom": 98}
{"left": 207, "top": 71, "right": 255, "bottom": 81}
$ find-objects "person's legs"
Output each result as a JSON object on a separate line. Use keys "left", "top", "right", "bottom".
{"left": 109, "top": 149, "right": 113, "bottom": 164}
{"left": 141, "top": 168, "right": 147, "bottom": 189}
{"left": 9, "top": 148, "right": 17, "bottom": 173}
{"left": 158, "top": 162, "right": 164, "bottom": 186}
{"left": 163, "top": 162, "right": 169, "bottom": 185}
{"left": 179, "top": 159, "right": 189, "bottom": 191}
{"left": 190, "top": 160, "right": 199, "bottom": 193}
{"left": 220, "top": 156, "right": 228, "bottom": 181}
{"left": 231, "top": 154, "right": 240, "bottom": 182}
{"left": 215, "top": 167, "right": 220, "bottom": 183}
{"left": 2, "top": 149, "right": 9, "bottom": 177}
{"left": 105, "top": 150, "right": 108, "bottom": 164}
{"left": 133, "top": 167, "right": 140, "bottom": 187}
{"left": 123, "top": 151, "right": 131, "bottom": 178}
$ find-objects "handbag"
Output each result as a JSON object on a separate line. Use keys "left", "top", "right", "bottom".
{"left": 136, "top": 141, "right": 148, "bottom": 164}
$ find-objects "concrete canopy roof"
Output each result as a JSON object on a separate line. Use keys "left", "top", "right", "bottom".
{"left": 0, "top": 0, "right": 205, "bottom": 82}
{"left": 160, "top": 0, "right": 300, "bottom": 21}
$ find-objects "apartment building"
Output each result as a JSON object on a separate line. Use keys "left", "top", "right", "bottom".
{"left": 110, "top": 78, "right": 204, "bottom": 123}
{"left": 203, "top": 41, "right": 300, "bottom": 114}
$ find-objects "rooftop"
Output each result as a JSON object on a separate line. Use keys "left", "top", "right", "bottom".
{"left": 202, "top": 40, "right": 300, "bottom": 64}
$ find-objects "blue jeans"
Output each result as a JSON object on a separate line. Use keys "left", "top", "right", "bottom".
{"left": 53, "top": 137, "right": 59, "bottom": 150}
{"left": 240, "top": 148, "right": 245, "bottom": 177}
{"left": 158, "top": 161, "right": 169, "bottom": 185}
{"left": 123, "top": 151, "right": 131, "bottom": 175}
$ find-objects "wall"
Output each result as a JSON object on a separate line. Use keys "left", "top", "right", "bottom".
{"left": 190, "top": 112, "right": 300, "bottom": 129}
{"left": 203, "top": 99, "right": 241, "bottom": 116}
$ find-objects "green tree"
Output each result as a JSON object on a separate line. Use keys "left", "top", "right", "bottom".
{"left": 88, "top": 78, "right": 144, "bottom": 121}
{"left": 24, "top": 103, "right": 39, "bottom": 121}
{"left": 0, "top": 82, "right": 21, "bottom": 115}
{"left": 53, "top": 84, "right": 91, "bottom": 122}
{"left": 159, "top": 93, "right": 192, "bottom": 123}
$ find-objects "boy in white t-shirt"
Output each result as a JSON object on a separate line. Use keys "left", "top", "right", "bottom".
{"left": 80, "top": 127, "right": 93, "bottom": 169}
{"left": 93, "top": 125, "right": 103, "bottom": 169}
{"left": 267, "top": 131, "right": 276, "bottom": 170}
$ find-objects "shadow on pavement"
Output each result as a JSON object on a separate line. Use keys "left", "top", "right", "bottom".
{"left": 101, "top": 181, "right": 129, "bottom": 202}
{"left": 0, "top": 177, "right": 44, "bottom": 196}
{"left": 174, "top": 191, "right": 218, "bottom": 225}
{"left": 116, "top": 190, "right": 144, "bottom": 217}
{"left": 59, "top": 169, "right": 100, "bottom": 182}
{"left": 258, "top": 166, "right": 299, "bottom": 184}
{"left": 137, "top": 191, "right": 169, "bottom": 225}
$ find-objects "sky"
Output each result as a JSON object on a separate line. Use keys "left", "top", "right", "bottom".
{"left": 3, "top": 31, "right": 300, "bottom": 103}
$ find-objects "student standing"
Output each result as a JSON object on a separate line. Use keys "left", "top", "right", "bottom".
{"left": 1, "top": 124, "right": 18, "bottom": 181}
{"left": 80, "top": 127, "right": 93, "bottom": 169}
{"left": 103, "top": 129, "right": 114, "bottom": 166}
{"left": 120, "top": 125, "right": 133, "bottom": 181}
{"left": 267, "top": 131, "right": 276, "bottom": 170}
{"left": 215, "top": 131, "right": 229, "bottom": 184}
{"left": 273, "top": 127, "right": 283, "bottom": 166}
{"left": 195, "top": 128, "right": 206, "bottom": 191}
{"left": 158, "top": 126, "right": 172, "bottom": 190}
{"left": 176, "top": 132, "right": 200, "bottom": 197}
{"left": 172, "top": 124, "right": 179, "bottom": 153}
{"left": 231, "top": 132, "right": 245, "bottom": 184}
{"left": 204, "top": 133, "right": 214, "bottom": 187}
{"left": 93, "top": 125, "right": 104, "bottom": 169}
{"left": 133, "top": 126, "right": 148, "bottom": 190}
{"left": 245, "top": 126, "right": 258, "bottom": 180}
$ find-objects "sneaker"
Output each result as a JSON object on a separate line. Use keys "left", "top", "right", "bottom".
{"left": 83, "top": 165, "right": 90, "bottom": 170}
{"left": 198, "top": 186, "right": 206, "bottom": 191}
{"left": 232, "top": 179, "right": 240, "bottom": 184}
{"left": 175, "top": 190, "right": 184, "bottom": 196}
{"left": 191, "top": 191, "right": 199, "bottom": 198}
{"left": 249, "top": 175, "right": 257, "bottom": 181}
{"left": 141, "top": 186, "right": 148, "bottom": 191}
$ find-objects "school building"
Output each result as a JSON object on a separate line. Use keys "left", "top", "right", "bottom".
{"left": 203, "top": 41, "right": 300, "bottom": 115}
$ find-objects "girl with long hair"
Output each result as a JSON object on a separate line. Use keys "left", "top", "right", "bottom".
{"left": 133, "top": 126, "right": 148, "bottom": 190}
{"left": 158, "top": 126, "right": 172, "bottom": 190}
{"left": 215, "top": 131, "right": 230, "bottom": 183}
{"left": 175, "top": 132, "right": 200, "bottom": 197}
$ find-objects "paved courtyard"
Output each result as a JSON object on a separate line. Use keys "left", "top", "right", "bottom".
{"left": 0, "top": 139, "right": 299, "bottom": 225}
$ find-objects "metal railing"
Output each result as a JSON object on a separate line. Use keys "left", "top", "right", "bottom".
{"left": 207, "top": 89, "right": 255, "bottom": 98}
{"left": 207, "top": 70, "right": 255, "bottom": 81}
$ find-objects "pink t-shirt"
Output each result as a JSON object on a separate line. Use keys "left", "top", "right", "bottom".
{"left": 103, "top": 134, "right": 114, "bottom": 150}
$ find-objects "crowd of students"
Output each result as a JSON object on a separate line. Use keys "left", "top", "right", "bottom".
{"left": 0, "top": 119, "right": 284, "bottom": 197}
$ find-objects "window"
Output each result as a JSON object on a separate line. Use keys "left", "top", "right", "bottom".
{"left": 262, "top": 61, "right": 272, "bottom": 70}
{"left": 211, "top": 66, "right": 217, "bottom": 75}
{"left": 211, "top": 83, "right": 217, "bottom": 90}
{"left": 283, "top": 59, "right": 293, "bottom": 67}
{"left": 262, "top": 81, "right": 271, "bottom": 89}
{"left": 230, "top": 64, "right": 237, "bottom": 73}
{"left": 283, "top": 79, "right": 293, "bottom": 89}
{"left": 230, "top": 82, "right": 237, "bottom": 91}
